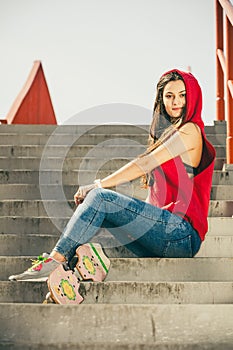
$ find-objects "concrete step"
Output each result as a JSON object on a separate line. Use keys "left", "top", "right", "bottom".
{"left": 207, "top": 216, "right": 233, "bottom": 234}
{"left": 0, "top": 156, "right": 130, "bottom": 171}
{"left": 0, "top": 156, "right": 225, "bottom": 171}
{"left": 0, "top": 234, "right": 59, "bottom": 255}
{"left": 0, "top": 144, "right": 225, "bottom": 159}
{"left": 1, "top": 199, "right": 232, "bottom": 217}
{"left": 0, "top": 144, "right": 145, "bottom": 158}
{"left": 0, "top": 344, "right": 231, "bottom": 350}
{"left": 0, "top": 183, "right": 231, "bottom": 200}
{"left": 0, "top": 121, "right": 226, "bottom": 134}
{"left": 211, "top": 170, "right": 233, "bottom": 185}
{"left": 213, "top": 157, "right": 225, "bottom": 170}
{"left": 1, "top": 280, "right": 233, "bottom": 304}
{"left": 0, "top": 132, "right": 227, "bottom": 147}
{"left": 0, "top": 200, "right": 75, "bottom": 217}
{"left": 0, "top": 183, "right": 144, "bottom": 200}
{"left": 2, "top": 233, "right": 233, "bottom": 257}
{"left": 0, "top": 216, "right": 68, "bottom": 234}
{"left": 0, "top": 133, "right": 149, "bottom": 146}
{"left": 176, "top": 145, "right": 226, "bottom": 157}
{"left": 0, "top": 120, "right": 226, "bottom": 134}
{"left": 195, "top": 235, "right": 233, "bottom": 257}
{"left": 0, "top": 215, "right": 232, "bottom": 235}
{"left": 208, "top": 120, "right": 227, "bottom": 133}
{"left": 0, "top": 184, "right": 69, "bottom": 200}
{"left": 0, "top": 124, "right": 150, "bottom": 134}
{"left": 210, "top": 185, "right": 233, "bottom": 199}
{"left": 0, "top": 122, "right": 225, "bottom": 138}
{"left": 206, "top": 133, "right": 226, "bottom": 145}
{"left": 1, "top": 168, "right": 230, "bottom": 187}
{"left": 0, "top": 303, "right": 233, "bottom": 347}
{"left": 208, "top": 200, "right": 233, "bottom": 217}
{"left": 0, "top": 169, "right": 110, "bottom": 185}
{"left": 1, "top": 257, "right": 233, "bottom": 282}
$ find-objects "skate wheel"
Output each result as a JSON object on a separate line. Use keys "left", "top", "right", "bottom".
{"left": 44, "top": 291, "right": 55, "bottom": 304}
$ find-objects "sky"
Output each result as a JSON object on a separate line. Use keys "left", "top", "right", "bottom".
{"left": 0, "top": 0, "right": 217, "bottom": 125}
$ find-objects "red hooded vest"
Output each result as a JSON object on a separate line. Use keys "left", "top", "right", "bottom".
{"left": 147, "top": 69, "right": 216, "bottom": 241}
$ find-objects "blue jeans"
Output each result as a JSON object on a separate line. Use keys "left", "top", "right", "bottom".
{"left": 54, "top": 188, "right": 201, "bottom": 260}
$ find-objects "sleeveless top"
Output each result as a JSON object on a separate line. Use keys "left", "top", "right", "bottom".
{"left": 146, "top": 69, "right": 216, "bottom": 241}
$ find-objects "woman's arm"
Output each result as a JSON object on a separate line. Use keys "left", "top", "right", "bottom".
{"left": 100, "top": 122, "right": 202, "bottom": 188}
{"left": 74, "top": 122, "right": 202, "bottom": 203}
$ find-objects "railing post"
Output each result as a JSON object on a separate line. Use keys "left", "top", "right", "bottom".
{"left": 225, "top": 15, "right": 233, "bottom": 164}
{"left": 216, "top": 0, "right": 225, "bottom": 121}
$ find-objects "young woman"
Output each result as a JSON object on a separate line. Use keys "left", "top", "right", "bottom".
{"left": 9, "top": 69, "right": 216, "bottom": 281}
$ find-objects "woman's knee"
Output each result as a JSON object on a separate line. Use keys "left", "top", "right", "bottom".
{"left": 84, "top": 187, "right": 111, "bottom": 208}
{"left": 86, "top": 187, "right": 107, "bottom": 200}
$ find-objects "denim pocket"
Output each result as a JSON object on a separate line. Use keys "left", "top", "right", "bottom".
{"left": 163, "top": 235, "right": 193, "bottom": 258}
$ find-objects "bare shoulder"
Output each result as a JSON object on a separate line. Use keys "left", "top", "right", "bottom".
{"left": 179, "top": 122, "right": 201, "bottom": 135}
{"left": 178, "top": 122, "right": 202, "bottom": 153}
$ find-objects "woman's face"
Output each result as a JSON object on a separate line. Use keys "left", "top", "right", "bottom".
{"left": 163, "top": 80, "right": 186, "bottom": 119}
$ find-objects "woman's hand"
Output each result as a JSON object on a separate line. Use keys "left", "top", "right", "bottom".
{"left": 74, "top": 183, "right": 96, "bottom": 205}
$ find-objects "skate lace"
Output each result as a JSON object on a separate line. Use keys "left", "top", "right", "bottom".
{"left": 30, "top": 255, "right": 49, "bottom": 268}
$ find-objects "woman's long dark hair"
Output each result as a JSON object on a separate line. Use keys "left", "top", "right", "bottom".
{"left": 141, "top": 71, "right": 186, "bottom": 188}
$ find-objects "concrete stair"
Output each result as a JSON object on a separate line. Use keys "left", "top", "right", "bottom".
{"left": 0, "top": 121, "right": 233, "bottom": 349}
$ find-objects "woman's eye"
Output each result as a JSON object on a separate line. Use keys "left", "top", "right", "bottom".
{"left": 165, "top": 95, "right": 172, "bottom": 99}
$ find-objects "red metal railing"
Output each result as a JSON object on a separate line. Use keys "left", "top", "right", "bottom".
{"left": 216, "top": 0, "right": 233, "bottom": 164}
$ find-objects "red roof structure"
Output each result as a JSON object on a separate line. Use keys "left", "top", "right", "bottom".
{"left": 0, "top": 60, "right": 57, "bottom": 124}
